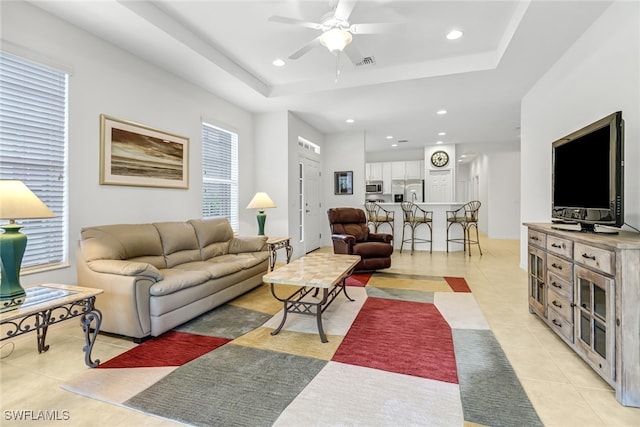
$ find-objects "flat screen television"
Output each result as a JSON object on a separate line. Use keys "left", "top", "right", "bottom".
{"left": 551, "top": 111, "right": 624, "bottom": 233}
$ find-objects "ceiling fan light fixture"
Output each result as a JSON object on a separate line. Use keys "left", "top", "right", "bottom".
{"left": 319, "top": 28, "right": 353, "bottom": 53}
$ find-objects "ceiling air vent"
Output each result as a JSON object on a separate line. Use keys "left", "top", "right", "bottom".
{"left": 356, "top": 56, "right": 376, "bottom": 67}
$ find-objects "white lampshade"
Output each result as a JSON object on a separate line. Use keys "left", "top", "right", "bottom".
{"left": 0, "top": 180, "right": 55, "bottom": 222}
{"left": 319, "top": 28, "right": 353, "bottom": 53}
{"left": 246, "top": 192, "right": 276, "bottom": 210}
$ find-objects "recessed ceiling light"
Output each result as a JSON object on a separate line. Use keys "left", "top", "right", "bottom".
{"left": 446, "top": 30, "right": 463, "bottom": 40}
{"left": 437, "top": 110, "right": 447, "bottom": 115}
{"left": 436, "top": 141, "right": 443, "bottom": 145}
{"left": 391, "top": 143, "right": 398, "bottom": 147}
{"left": 386, "top": 135, "right": 393, "bottom": 139}
{"left": 272, "top": 59, "right": 285, "bottom": 67}
{"left": 346, "top": 119, "right": 354, "bottom": 123}
{"left": 438, "top": 132, "right": 446, "bottom": 136}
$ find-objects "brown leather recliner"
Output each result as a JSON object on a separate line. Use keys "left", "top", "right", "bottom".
{"left": 327, "top": 207, "right": 394, "bottom": 272}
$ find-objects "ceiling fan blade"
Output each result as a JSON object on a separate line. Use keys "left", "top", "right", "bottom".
{"left": 334, "top": 0, "right": 357, "bottom": 21}
{"left": 349, "top": 22, "right": 404, "bottom": 34}
{"left": 343, "top": 44, "right": 364, "bottom": 66}
{"left": 268, "top": 15, "right": 323, "bottom": 30}
{"left": 289, "top": 36, "right": 322, "bottom": 60}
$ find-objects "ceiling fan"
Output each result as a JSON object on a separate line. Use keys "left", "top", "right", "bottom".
{"left": 268, "top": 0, "right": 401, "bottom": 65}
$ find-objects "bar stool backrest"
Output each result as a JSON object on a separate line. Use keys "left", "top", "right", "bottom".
{"left": 464, "top": 201, "right": 481, "bottom": 222}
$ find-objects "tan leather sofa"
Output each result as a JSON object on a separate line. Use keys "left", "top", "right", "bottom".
{"left": 76, "top": 217, "right": 268, "bottom": 340}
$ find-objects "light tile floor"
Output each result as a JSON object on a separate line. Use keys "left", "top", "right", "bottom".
{"left": 1, "top": 236, "right": 639, "bottom": 426}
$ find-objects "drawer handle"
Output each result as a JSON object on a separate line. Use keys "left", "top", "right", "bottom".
{"left": 581, "top": 253, "right": 596, "bottom": 261}
{"left": 552, "top": 300, "right": 562, "bottom": 308}
{"left": 551, "top": 263, "right": 563, "bottom": 270}
{"left": 552, "top": 319, "right": 562, "bottom": 328}
{"left": 551, "top": 281, "right": 562, "bottom": 289}
{"left": 551, "top": 243, "right": 563, "bottom": 249}
{"left": 531, "top": 236, "right": 539, "bottom": 241}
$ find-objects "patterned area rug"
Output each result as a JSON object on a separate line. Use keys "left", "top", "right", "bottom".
{"left": 62, "top": 272, "right": 542, "bottom": 426}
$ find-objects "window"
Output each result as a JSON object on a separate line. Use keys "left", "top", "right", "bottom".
{"left": 202, "top": 122, "right": 238, "bottom": 230}
{"left": 0, "top": 51, "right": 68, "bottom": 272}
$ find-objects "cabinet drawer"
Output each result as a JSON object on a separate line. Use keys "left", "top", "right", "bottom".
{"left": 548, "top": 271, "right": 572, "bottom": 300}
{"left": 547, "top": 235, "right": 573, "bottom": 259}
{"left": 547, "top": 254, "right": 573, "bottom": 282}
{"left": 528, "top": 230, "right": 546, "bottom": 248}
{"left": 548, "top": 288, "right": 572, "bottom": 322}
{"left": 574, "top": 243, "right": 614, "bottom": 276}
{"left": 548, "top": 307, "right": 574, "bottom": 343}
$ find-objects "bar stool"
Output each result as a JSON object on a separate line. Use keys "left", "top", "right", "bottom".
{"left": 400, "top": 201, "right": 433, "bottom": 254}
{"left": 446, "top": 200, "right": 482, "bottom": 256}
{"left": 364, "top": 201, "right": 395, "bottom": 238}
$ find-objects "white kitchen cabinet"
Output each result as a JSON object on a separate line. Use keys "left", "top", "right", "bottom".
{"left": 391, "top": 162, "right": 405, "bottom": 180}
{"left": 405, "top": 160, "right": 423, "bottom": 179}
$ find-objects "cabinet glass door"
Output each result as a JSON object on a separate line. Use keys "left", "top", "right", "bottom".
{"left": 575, "top": 268, "right": 614, "bottom": 381}
{"left": 528, "top": 247, "right": 546, "bottom": 316}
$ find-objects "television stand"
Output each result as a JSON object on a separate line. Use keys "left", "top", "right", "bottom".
{"left": 525, "top": 223, "right": 640, "bottom": 407}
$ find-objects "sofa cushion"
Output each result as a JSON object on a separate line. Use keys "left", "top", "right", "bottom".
{"left": 80, "top": 224, "right": 166, "bottom": 269}
{"left": 154, "top": 221, "right": 202, "bottom": 268}
{"left": 170, "top": 260, "right": 244, "bottom": 279}
{"left": 188, "top": 218, "right": 233, "bottom": 259}
{"left": 229, "top": 236, "right": 267, "bottom": 254}
{"left": 230, "top": 252, "right": 270, "bottom": 269}
{"left": 150, "top": 269, "right": 211, "bottom": 296}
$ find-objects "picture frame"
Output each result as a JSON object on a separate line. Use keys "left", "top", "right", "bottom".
{"left": 334, "top": 171, "right": 353, "bottom": 195}
{"left": 99, "top": 114, "right": 189, "bottom": 189}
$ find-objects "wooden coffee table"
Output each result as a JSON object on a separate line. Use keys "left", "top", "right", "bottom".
{"left": 262, "top": 253, "right": 361, "bottom": 343}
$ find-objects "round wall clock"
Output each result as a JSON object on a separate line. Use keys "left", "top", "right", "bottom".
{"left": 431, "top": 150, "right": 449, "bottom": 167}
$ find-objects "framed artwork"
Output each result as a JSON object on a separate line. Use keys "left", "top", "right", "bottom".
{"left": 99, "top": 114, "right": 189, "bottom": 189}
{"left": 334, "top": 171, "right": 353, "bottom": 195}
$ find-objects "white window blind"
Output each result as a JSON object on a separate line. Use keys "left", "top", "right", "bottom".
{"left": 202, "top": 122, "right": 238, "bottom": 230}
{"left": 0, "top": 51, "right": 68, "bottom": 271}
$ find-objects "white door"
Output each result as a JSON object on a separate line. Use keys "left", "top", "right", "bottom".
{"left": 427, "top": 170, "right": 453, "bottom": 202}
{"left": 303, "top": 157, "right": 322, "bottom": 253}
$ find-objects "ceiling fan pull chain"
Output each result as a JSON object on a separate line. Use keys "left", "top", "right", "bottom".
{"left": 335, "top": 52, "right": 341, "bottom": 84}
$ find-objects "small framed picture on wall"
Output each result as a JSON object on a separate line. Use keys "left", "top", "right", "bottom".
{"left": 334, "top": 171, "right": 353, "bottom": 195}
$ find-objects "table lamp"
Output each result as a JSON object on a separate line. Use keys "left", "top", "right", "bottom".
{"left": 246, "top": 192, "right": 276, "bottom": 236}
{"left": 0, "top": 180, "right": 55, "bottom": 306}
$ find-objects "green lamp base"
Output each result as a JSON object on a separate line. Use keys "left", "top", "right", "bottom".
{"left": 256, "top": 210, "right": 267, "bottom": 236}
{"left": 0, "top": 223, "right": 27, "bottom": 306}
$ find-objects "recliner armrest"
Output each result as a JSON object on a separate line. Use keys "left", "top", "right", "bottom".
{"left": 368, "top": 233, "right": 393, "bottom": 244}
{"left": 331, "top": 234, "right": 356, "bottom": 254}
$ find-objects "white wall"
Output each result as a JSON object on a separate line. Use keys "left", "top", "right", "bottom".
{"left": 488, "top": 151, "right": 521, "bottom": 239}
{"left": 322, "top": 132, "right": 366, "bottom": 247}
{"left": 3, "top": 1, "right": 257, "bottom": 285}
{"left": 252, "top": 111, "right": 288, "bottom": 237}
{"left": 520, "top": 1, "right": 640, "bottom": 267}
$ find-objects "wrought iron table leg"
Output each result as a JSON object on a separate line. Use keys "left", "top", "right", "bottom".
{"left": 81, "top": 297, "right": 102, "bottom": 367}
{"left": 36, "top": 310, "right": 52, "bottom": 353}
{"left": 342, "top": 278, "right": 355, "bottom": 302}
{"left": 316, "top": 288, "right": 329, "bottom": 343}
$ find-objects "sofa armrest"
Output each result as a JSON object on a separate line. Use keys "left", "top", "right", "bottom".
{"left": 229, "top": 235, "right": 268, "bottom": 253}
{"left": 87, "top": 260, "right": 163, "bottom": 281}
{"left": 331, "top": 234, "right": 356, "bottom": 254}
{"left": 368, "top": 233, "right": 393, "bottom": 244}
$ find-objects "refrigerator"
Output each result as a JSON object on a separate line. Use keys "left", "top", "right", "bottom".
{"left": 391, "top": 180, "right": 405, "bottom": 203}
{"left": 405, "top": 179, "right": 424, "bottom": 203}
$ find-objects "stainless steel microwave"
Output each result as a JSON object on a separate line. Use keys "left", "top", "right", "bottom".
{"left": 366, "top": 182, "right": 383, "bottom": 194}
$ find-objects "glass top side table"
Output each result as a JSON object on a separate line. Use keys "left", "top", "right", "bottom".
{"left": 0, "top": 283, "right": 103, "bottom": 367}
